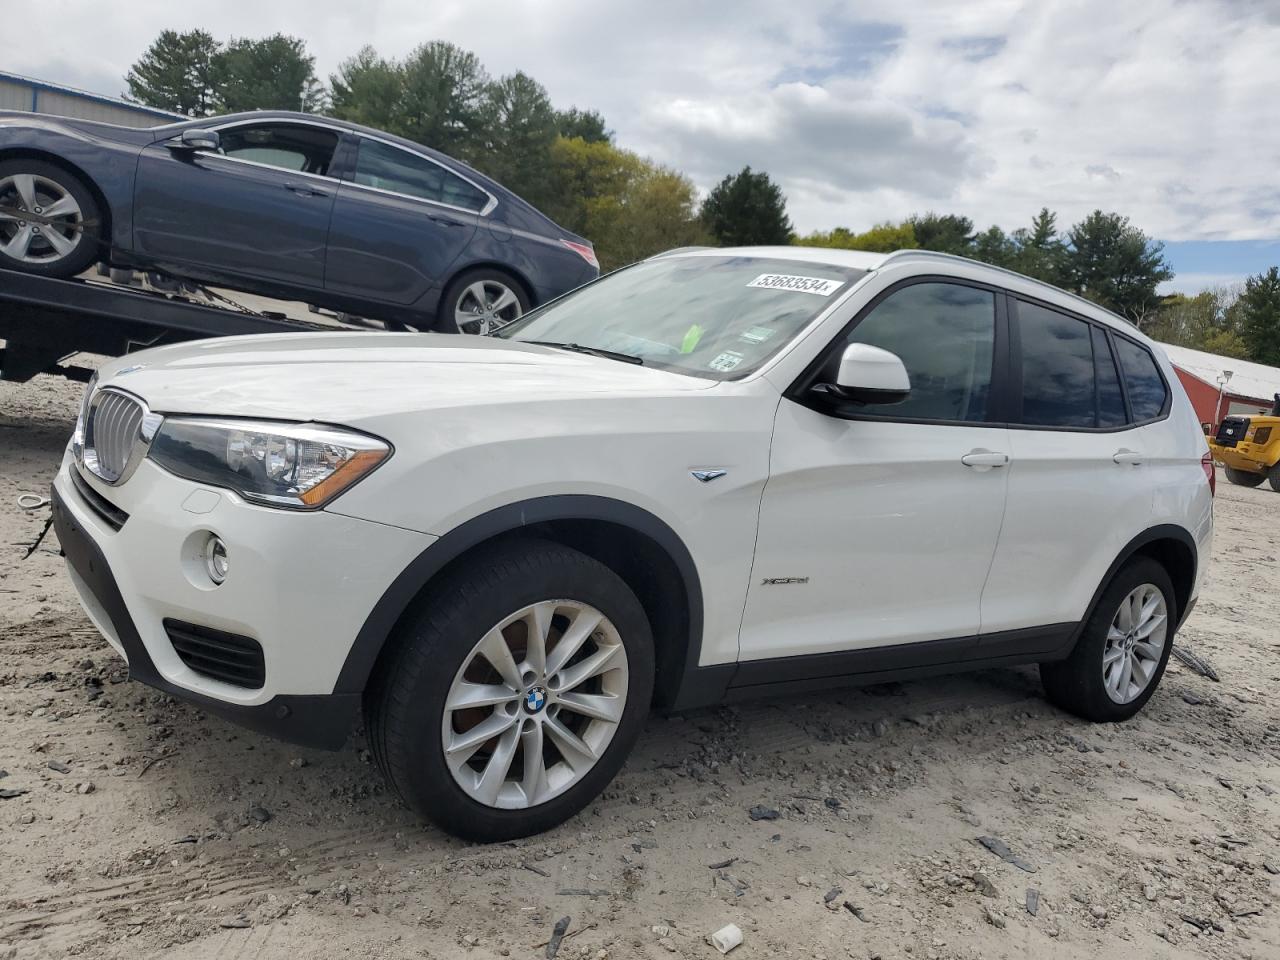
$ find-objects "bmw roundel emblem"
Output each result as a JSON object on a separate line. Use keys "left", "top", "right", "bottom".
{"left": 524, "top": 686, "right": 548, "bottom": 714}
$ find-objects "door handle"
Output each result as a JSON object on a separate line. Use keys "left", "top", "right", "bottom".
{"left": 1113, "top": 449, "right": 1146, "bottom": 465}
{"left": 961, "top": 450, "right": 1010, "bottom": 468}
{"left": 428, "top": 215, "right": 465, "bottom": 227}
{"left": 284, "top": 183, "right": 327, "bottom": 197}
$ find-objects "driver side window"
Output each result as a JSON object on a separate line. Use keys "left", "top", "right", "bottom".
{"left": 841, "top": 282, "right": 996, "bottom": 422}
{"left": 218, "top": 124, "right": 339, "bottom": 176}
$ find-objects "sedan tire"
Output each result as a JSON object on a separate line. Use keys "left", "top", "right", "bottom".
{"left": 0, "top": 160, "right": 102, "bottom": 278}
{"left": 437, "top": 267, "right": 530, "bottom": 335}
{"left": 365, "top": 538, "right": 654, "bottom": 841}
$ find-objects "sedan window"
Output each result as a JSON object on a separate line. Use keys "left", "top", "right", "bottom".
{"left": 353, "top": 139, "right": 489, "bottom": 213}
{"left": 499, "top": 255, "right": 865, "bottom": 380}
{"left": 218, "top": 124, "right": 339, "bottom": 176}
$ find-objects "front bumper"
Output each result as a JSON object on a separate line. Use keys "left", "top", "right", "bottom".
{"left": 52, "top": 454, "right": 434, "bottom": 748}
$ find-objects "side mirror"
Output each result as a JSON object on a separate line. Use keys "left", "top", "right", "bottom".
{"left": 828, "top": 343, "right": 911, "bottom": 405}
{"left": 170, "top": 128, "right": 220, "bottom": 152}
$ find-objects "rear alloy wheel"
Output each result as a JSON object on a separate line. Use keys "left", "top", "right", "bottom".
{"left": 366, "top": 539, "right": 654, "bottom": 841}
{"left": 1040, "top": 556, "right": 1175, "bottom": 722}
{"left": 438, "top": 268, "right": 530, "bottom": 335}
{"left": 1225, "top": 466, "right": 1265, "bottom": 488}
{"left": 0, "top": 160, "right": 101, "bottom": 278}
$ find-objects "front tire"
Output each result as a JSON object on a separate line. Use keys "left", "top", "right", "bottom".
{"left": 1269, "top": 463, "right": 1280, "bottom": 493}
{"left": 1225, "top": 466, "right": 1265, "bottom": 488}
{"left": 0, "top": 160, "right": 102, "bottom": 278}
{"left": 436, "top": 267, "right": 530, "bottom": 335}
{"left": 366, "top": 539, "right": 654, "bottom": 841}
{"left": 1040, "top": 557, "right": 1176, "bottom": 722}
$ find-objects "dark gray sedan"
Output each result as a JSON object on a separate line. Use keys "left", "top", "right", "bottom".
{"left": 0, "top": 110, "right": 599, "bottom": 332}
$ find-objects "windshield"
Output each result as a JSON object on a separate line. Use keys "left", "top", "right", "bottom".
{"left": 496, "top": 255, "right": 866, "bottom": 380}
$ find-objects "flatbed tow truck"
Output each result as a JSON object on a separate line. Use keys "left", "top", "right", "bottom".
{"left": 0, "top": 268, "right": 342, "bottom": 384}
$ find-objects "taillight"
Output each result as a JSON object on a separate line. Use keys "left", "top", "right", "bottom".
{"left": 560, "top": 239, "right": 599, "bottom": 270}
{"left": 1201, "top": 451, "right": 1215, "bottom": 496}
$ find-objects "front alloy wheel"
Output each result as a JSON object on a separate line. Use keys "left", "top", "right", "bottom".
{"left": 442, "top": 600, "right": 629, "bottom": 809}
{"left": 366, "top": 539, "right": 654, "bottom": 841}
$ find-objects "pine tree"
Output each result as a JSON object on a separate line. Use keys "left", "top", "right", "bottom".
{"left": 125, "top": 29, "right": 220, "bottom": 117}
{"left": 700, "top": 167, "right": 792, "bottom": 246}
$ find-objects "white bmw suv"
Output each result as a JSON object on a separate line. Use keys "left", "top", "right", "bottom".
{"left": 52, "top": 247, "right": 1214, "bottom": 841}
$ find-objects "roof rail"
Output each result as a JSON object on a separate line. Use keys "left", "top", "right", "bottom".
{"left": 878, "top": 248, "right": 1136, "bottom": 329}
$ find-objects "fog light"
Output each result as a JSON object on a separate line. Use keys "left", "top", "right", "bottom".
{"left": 205, "top": 535, "right": 229, "bottom": 585}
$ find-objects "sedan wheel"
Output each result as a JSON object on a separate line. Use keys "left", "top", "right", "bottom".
{"left": 0, "top": 173, "right": 84, "bottom": 264}
{"left": 1100, "top": 583, "right": 1167, "bottom": 704}
{"left": 442, "top": 599, "right": 629, "bottom": 809}
{"left": 454, "top": 278, "right": 524, "bottom": 334}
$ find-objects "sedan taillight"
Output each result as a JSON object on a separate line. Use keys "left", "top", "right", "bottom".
{"left": 1201, "top": 451, "right": 1215, "bottom": 496}
{"left": 560, "top": 239, "right": 599, "bottom": 270}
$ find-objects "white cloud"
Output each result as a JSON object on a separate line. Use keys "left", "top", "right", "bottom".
{"left": 6, "top": 0, "right": 1279, "bottom": 242}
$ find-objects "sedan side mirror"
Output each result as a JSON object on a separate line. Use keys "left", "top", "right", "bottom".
{"left": 828, "top": 343, "right": 911, "bottom": 404}
{"left": 170, "top": 128, "right": 220, "bottom": 152}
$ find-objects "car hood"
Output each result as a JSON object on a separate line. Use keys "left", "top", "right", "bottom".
{"left": 97, "top": 332, "right": 715, "bottom": 423}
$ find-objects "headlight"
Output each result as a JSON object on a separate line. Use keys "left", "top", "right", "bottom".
{"left": 71, "top": 372, "right": 97, "bottom": 460}
{"left": 147, "top": 418, "right": 391, "bottom": 510}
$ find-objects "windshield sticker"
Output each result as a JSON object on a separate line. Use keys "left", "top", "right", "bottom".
{"left": 747, "top": 273, "right": 843, "bottom": 296}
{"left": 708, "top": 351, "right": 745, "bottom": 372}
{"left": 739, "top": 325, "right": 776, "bottom": 345}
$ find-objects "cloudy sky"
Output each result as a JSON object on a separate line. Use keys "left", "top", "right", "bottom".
{"left": 13, "top": 0, "right": 1280, "bottom": 289}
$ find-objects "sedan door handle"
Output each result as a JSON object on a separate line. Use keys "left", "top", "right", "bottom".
{"left": 961, "top": 450, "right": 1010, "bottom": 468}
{"left": 284, "top": 182, "right": 328, "bottom": 198}
{"left": 1113, "top": 448, "right": 1146, "bottom": 465}
{"left": 428, "top": 215, "right": 465, "bottom": 227}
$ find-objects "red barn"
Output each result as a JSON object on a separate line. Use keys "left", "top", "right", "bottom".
{"left": 1158, "top": 343, "right": 1280, "bottom": 429}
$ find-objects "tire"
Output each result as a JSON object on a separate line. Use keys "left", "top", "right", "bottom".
{"left": 0, "top": 159, "right": 102, "bottom": 278}
{"left": 436, "top": 267, "right": 530, "bottom": 335}
{"left": 1039, "top": 556, "right": 1176, "bottom": 722}
{"left": 1269, "top": 463, "right": 1280, "bottom": 493}
{"left": 1225, "top": 466, "right": 1265, "bottom": 488}
{"left": 365, "top": 538, "right": 654, "bottom": 841}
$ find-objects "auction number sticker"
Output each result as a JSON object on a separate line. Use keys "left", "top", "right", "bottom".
{"left": 747, "top": 273, "right": 843, "bottom": 296}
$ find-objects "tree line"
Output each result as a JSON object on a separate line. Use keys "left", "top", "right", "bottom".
{"left": 124, "top": 29, "right": 1279, "bottom": 367}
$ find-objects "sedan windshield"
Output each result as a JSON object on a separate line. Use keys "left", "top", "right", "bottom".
{"left": 496, "top": 255, "right": 866, "bottom": 380}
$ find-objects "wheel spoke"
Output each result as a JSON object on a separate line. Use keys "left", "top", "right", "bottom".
{"left": 446, "top": 681, "right": 517, "bottom": 711}
{"left": 477, "top": 627, "right": 523, "bottom": 689}
{"left": 1130, "top": 655, "right": 1152, "bottom": 689}
{"left": 556, "top": 642, "right": 622, "bottom": 693}
{"left": 1107, "top": 625, "right": 1126, "bottom": 642}
{"left": 522, "top": 601, "right": 555, "bottom": 675}
{"left": 42, "top": 228, "right": 76, "bottom": 257}
{"left": 1134, "top": 639, "right": 1163, "bottom": 660}
{"left": 1103, "top": 644, "right": 1125, "bottom": 666}
{"left": 473, "top": 725, "right": 520, "bottom": 806}
{"left": 41, "top": 194, "right": 79, "bottom": 219}
{"left": 1104, "top": 659, "right": 1124, "bottom": 697}
{"left": 520, "top": 719, "right": 547, "bottom": 805}
{"left": 1134, "top": 613, "right": 1166, "bottom": 640}
{"left": 489, "top": 287, "right": 519, "bottom": 314}
{"left": 12, "top": 174, "right": 36, "bottom": 211}
{"left": 446, "top": 710, "right": 517, "bottom": 760}
{"left": 1118, "top": 655, "right": 1135, "bottom": 700}
{"left": 557, "top": 690, "right": 624, "bottom": 723}
{"left": 544, "top": 714, "right": 596, "bottom": 772}
{"left": 545, "top": 607, "right": 603, "bottom": 677}
{"left": 2, "top": 224, "right": 34, "bottom": 259}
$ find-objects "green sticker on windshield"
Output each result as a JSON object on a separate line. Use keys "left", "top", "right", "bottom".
{"left": 681, "top": 324, "right": 705, "bottom": 354}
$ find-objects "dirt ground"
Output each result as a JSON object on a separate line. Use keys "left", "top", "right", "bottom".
{"left": 1, "top": 371, "right": 1278, "bottom": 960}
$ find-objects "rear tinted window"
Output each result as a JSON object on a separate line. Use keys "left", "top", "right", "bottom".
{"left": 1113, "top": 336, "right": 1168, "bottom": 421}
{"left": 353, "top": 139, "right": 489, "bottom": 212}
{"left": 1017, "top": 302, "right": 1096, "bottom": 428}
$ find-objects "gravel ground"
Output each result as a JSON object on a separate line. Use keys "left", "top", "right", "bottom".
{"left": 1, "top": 371, "right": 1278, "bottom": 960}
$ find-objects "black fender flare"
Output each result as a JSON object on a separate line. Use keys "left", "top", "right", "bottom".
{"left": 1072, "top": 524, "right": 1199, "bottom": 644}
{"left": 333, "top": 495, "right": 705, "bottom": 695}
